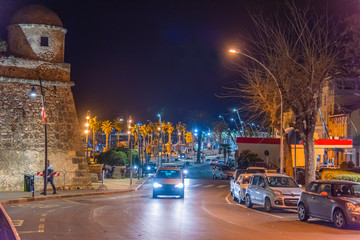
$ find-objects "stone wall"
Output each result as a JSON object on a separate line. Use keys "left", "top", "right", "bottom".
{"left": 0, "top": 80, "right": 91, "bottom": 190}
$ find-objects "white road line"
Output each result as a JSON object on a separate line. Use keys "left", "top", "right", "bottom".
{"left": 216, "top": 185, "right": 226, "bottom": 188}
{"left": 203, "top": 184, "right": 214, "bottom": 188}
{"left": 225, "top": 194, "right": 232, "bottom": 204}
{"left": 225, "top": 194, "right": 283, "bottom": 219}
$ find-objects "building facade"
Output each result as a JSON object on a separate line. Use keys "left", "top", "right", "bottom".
{"left": 0, "top": 5, "right": 91, "bottom": 190}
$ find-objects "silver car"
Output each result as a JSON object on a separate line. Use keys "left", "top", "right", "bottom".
{"left": 245, "top": 173, "right": 302, "bottom": 212}
{"left": 233, "top": 173, "right": 253, "bottom": 203}
{"left": 298, "top": 180, "right": 360, "bottom": 228}
{"left": 153, "top": 167, "right": 185, "bottom": 198}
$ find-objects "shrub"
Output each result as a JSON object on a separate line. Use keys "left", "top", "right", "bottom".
{"left": 321, "top": 169, "right": 360, "bottom": 183}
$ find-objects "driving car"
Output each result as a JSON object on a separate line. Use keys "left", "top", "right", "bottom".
{"left": 230, "top": 169, "right": 245, "bottom": 196}
{"left": 245, "top": 173, "right": 302, "bottom": 212}
{"left": 213, "top": 165, "right": 235, "bottom": 179}
{"left": 297, "top": 180, "right": 360, "bottom": 228}
{"left": 245, "top": 167, "right": 267, "bottom": 174}
{"left": 144, "top": 163, "right": 157, "bottom": 175}
{"left": 233, "top": 173, "right": 253, "bottom": 203}
{"left": 153, "top": 167, "right": 185, "bottom": 198}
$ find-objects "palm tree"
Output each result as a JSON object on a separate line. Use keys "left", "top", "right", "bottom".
{"left": 213, "top": 121, "right": 228, "bottom": 153}
{"left": 113, "top": 118, "right": 126, "bottom": 146}
{"left": 140, "top": 124, "right": 149, "bottom": 159}
{"left": 131, "top": 124, "right": 141, "bottom": 149}
{"left": 89, "top": 117, "right": 102, "bottom": 154}
{"left": 101, "top": 120, "right": 113, "bottom": 151}
{"left": 176, "top": 122, "right": 186, "bottom": 144}
{"left": 185, "top": 132, "right": 194, "bottom": 152}
{"left": 166, "top": 123, "right": 174, "bottom": 144}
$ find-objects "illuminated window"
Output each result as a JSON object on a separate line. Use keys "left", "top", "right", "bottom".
{"left": 40, "top": 37, "right": 49, "bottom": 47}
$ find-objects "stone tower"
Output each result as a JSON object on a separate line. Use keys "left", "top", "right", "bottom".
{"left": 0, "top": 5, "right": 91, "bottom": 190}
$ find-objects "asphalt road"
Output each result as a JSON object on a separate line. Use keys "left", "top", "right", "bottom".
{"left": 5, "top": 164, "right": 360, "bottom": 240}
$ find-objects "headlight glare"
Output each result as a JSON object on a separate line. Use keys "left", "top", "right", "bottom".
{"left": 175, "top": 182, "right": 184, "bottom": 188}
{"left": 153, "top": 182, "right": 162, "bottom": 188}
{"left": 183, "top": 170, "right": 188, "bottom": 174}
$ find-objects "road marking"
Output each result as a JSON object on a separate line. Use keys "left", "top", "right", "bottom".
{"left": 203, "top": 184, "right": 214, "bottom": 188}
{"left": 42, "top": 213, "right": 47, "bottom": 217}
{"left": 18, "top": 230, "right": 40, "bottom": 234}
{"left": 217, "top": 185, "right": 226, "bottom": 188}
{"left": 225, "top": 194, "right": 232, "bottom": 204}
{"left": 225, "top": 194, "right": 283, "bottom": 219}
{"left": 39, "top": 218, "right": 45, "bottom": 223}
{"left": 12, "top": 220, "right": 24, "bottom": 227}
{"left": 38, "top": 224, "right": 45, "bottom": 230}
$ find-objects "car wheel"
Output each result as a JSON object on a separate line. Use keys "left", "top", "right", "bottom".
{"left": 213, "top": 174, "right": 216, "bottom": 179}
{"left": 220, "top": 175, "right": 224, "bottom": 180}
{"left": 245, "top": 194, "right": 253, "bottom": 208}
{"left": 298, "top": 203, "right": 309, "bottom": 222}
{"left": 264, "top": 197, "right": 273, "bottom": 212}
{"left": 333, "top": 209, "right": 347, "bottom": 229}
{"left": 230, "top": 189, "right": 233, "bottom": 196}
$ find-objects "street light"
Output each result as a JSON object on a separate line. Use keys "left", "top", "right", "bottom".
{"left": 229, "top": 49, "right": 284, "bottom": 173}
{"left": 233, "top": 108, "right": 245, "bottom": 137}
{"left": 85, "top": 110, "right": 90, "bottom": 164}
{"left": 157, "top": 113, "right": 163, "bottom": 167}
{"left": 30, "top": 80, "right": 49, "bottom": 195}
{"left": 128, "top": 116, "right": 133, "bottom": 185}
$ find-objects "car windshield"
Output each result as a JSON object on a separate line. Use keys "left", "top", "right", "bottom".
{"left": 157, "top": 170, "right": 181, "bottom": 179}
{"left": 246, "top": 169, "right": 265, "bottom": 173}
{"left": 267, "top": 176, "right": 299, "bottom": 188}
{"left": 242, "top": 176, "right": 251, "bottom": 184}
{"left": 334, "top": 184, "right": 360, "bottom": 197}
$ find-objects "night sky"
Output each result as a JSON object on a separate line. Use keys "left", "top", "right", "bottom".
{"left": 0, "top": 0, "right": 350, "bottom": 125}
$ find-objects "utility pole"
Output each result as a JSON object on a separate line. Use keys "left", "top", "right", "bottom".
{"left": 158, "top": 114, "right": 163, "bottom": 167}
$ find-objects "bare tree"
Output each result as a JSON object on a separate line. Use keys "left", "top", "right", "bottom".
{"left": 225, "top": 2, "right": 346, "bottom": 186}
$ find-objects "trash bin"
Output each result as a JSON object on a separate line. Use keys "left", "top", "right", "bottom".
{"left": 24, "top": 174, "right": 34, "bottom": 192}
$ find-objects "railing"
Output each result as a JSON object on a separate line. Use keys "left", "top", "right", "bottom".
{"left": 33, "top": 171, "right": 87, "bottom": 191}
{"left": 0, "top": 204, "right": 20, "bottom": 240}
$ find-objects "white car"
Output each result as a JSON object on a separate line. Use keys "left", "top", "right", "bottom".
{"left": 230, "top": 169, "right": 244, "bottom": 196}
{"left": 232, "top": 173, "right": 253, "bottom": 203}
{"left": 245, "top": 173, "right": 303, "bottom": 212}
{"left": 245, "top": 167, "right": 267, "bottom": 174}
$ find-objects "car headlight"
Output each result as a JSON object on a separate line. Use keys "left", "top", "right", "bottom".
{"left": 346, "top": 202, "right": 360, "bottom": 212}
{"left": 273, "top": 190, "right": 283, "bottom": 196}
{"left": 183, "top": 170, "right": 188, "bottom": 174}
{"left": 153, "top": 183, "right": 162, "bottom": 188}
{"left": 147, "top": 166, "right": 150, "bottom": 170}
{"left": 175, "top": 182, "right": 184, "bottom": 188}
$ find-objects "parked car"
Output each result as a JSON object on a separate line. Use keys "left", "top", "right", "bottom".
{"left": 144, "top": 163, "right": 157, "bottom": 175}
{"left": 153, "top": 167, "right": 185, "bottom": 198}
{"left": 245, "top": 173, "right": 302, "bottom": 212}
{"left": 298, "top": 180, "right": 360, "bottom": 228}
{"left": 233, "top": 173, "right": 253, "bottom": 203}
{"left": 213, "top": 165, "right": 235, "bottom": 179}
{"left": 230, "top": 169, "right": 245, "bottom": 195}
{"left": 245, "top": 167, "right": 267, "bottom": 174}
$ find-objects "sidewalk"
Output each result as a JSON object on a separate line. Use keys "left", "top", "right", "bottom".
{"left": 0, "top": 177, "right": 150, "bottom": 205}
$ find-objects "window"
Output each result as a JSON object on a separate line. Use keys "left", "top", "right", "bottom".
{"left": 242, "top": 176, "right": 251, "bottom": 184}
{"left": 267, "top": 176, "right": 298, "bottom": 188}
{"left": 318, "top": 184, "right": 332, "bottom": 195}
{"left": 156, "top": 170, "right": 181, "bottom": 179}
{"left": 40, "top": 36, "right": 49, "bottom": 47}
{"left": 257, "top": 177, "right": 265, "bottom": 188}
{"left": 251, "top": 176, "right": 259, "bottom": 186}
{"left": 306, "top": 183, "right": 319, "bottom": 193}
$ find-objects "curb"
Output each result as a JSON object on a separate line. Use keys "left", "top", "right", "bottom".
{"left": 0, "top": 176, "right": 151, "bottom": 206}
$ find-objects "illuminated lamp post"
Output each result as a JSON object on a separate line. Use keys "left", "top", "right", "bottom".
{"left": 157, "top": 114, "right": 163, "bottom": 167}
{"left": 30, "top": 80, "right": 49, "bottom": 195}
{"left": 229, "top": 49, "right": 284, "bottom": 174}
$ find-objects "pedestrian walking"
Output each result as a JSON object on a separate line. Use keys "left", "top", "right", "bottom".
{"left": 41, "top": 160, "right": 56, "bottom": 194}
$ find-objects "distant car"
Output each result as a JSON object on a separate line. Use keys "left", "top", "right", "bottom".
{"left": 178, "top": 153, "right": 186, "bottom": 159}
{"left": 298, "top": 180, "right": 360, "bottom": 228}
{"left": 153, "top": 167, "right": 185, "bottom": 198}
{"left": 144, "top": 163, "right": 157, "bottom": 175}
{"left": 205, "top": 159, "right": 212, "bottom": 164}
{"left": 213, "top": 165, "right": 235, "bottom": 179}
{"left": 245, "top": 173, "right": 302, "bottom": 212}
{"left": 245, "top": 167, "right": 267, "bottom": 174}
{"left": 230, "top": 169, "right": 244, "bottom": 195}
{"left": 233, "top": 173, "right": 253, "bottom": 203}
